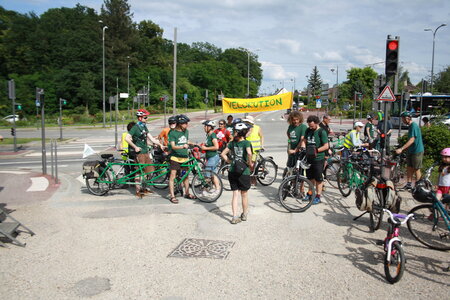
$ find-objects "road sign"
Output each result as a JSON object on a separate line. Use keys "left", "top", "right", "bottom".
{"left": 376, "top": 85, "right": 396, "bottom": 101}
{"left": 35, "top": 100, "right": 40, "bottom": 107}
{"left": 184, "top": 94, "right": 188, "bottom": 101}
{"left": 119, "top": 93, "right": 129, "bottom": 98}
{"left": 316, "top": 99, "right": 322, "bottom": 108}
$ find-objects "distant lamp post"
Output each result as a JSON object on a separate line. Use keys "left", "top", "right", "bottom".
{"left": 331, "top": 66, "right": 339, "bottom": 107}
{"left": 246, "top": 49, "right": 260, "bottom": 97}
{"left": 127, "top": 56, "right": 130, "bottom": 95}
{"left": 101, "top": 22, "right": 108, "bottom": 127}
{"left": 424, "top": 23, "right": 447, "bottom": 93}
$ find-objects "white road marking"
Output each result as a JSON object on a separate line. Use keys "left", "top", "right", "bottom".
{"left": 0, "top": 170, "right": 29, "bottom": 175}
{"left": 77, "top": 175, "right": 85, "bottom": 185}
{"left": 26, "top": 177, "right": 49, "bottom": 192}
{"left": 25, "top": 151, "right": 86, "bottom": 157}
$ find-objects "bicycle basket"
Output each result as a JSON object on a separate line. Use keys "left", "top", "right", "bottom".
{"left": 82, "top": 160, "right": 101, "bottom": 178}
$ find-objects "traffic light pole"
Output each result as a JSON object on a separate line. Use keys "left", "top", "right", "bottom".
{"left": 12, "top": 95, "right": 17, "bottom": 152}
{"left": 39, "top": 91, "right": 47, "bottom": 175}
{"left": 59, "top": 98, "right": 63, "bottom": 141}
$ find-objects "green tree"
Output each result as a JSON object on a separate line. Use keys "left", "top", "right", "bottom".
{"left": 434, "top": 66, "right": 450, "bottom": 94}
{"left": 307, "top": 66, "right": 322, "bottom": 97}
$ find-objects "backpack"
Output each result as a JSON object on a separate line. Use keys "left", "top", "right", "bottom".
{"left": 305, "top": 128, "right": 325, "bottom": 161}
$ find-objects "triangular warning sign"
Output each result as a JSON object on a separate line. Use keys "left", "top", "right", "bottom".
{"left": 376, "top": 85, "right": 396, "bottom": 102}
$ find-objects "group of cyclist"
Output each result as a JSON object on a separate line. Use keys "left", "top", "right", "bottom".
{"left": 119, "top": 107, "right": 449, "bottom": 223}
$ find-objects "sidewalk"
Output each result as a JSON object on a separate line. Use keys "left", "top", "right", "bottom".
{"left": 0, "top": 146, "right": 448, "bottom": 299}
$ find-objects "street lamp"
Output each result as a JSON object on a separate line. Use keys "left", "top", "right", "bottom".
{"left": 424, "top": 23, "right": 447, "bottom": 92}
{"left": 246, "top": 49, "right": 260, "bottom": 97}
{"left": 331, "top": 66, "right": 339, "bottom": 108}
{"left": 127, "top": 56, "right": 130, "bottom": 95}
{"left": 100, "top": 22, "right": 108, "bottom": 128}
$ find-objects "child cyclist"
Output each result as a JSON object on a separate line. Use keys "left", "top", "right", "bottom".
{"left": 437, "top": 148, "right": 450, "bottom": 202}
{"left": 220, "top": 121, "right": 253, "bottom": 224}
{"left": 201, "top": 120, "right": 221, "bottom": 194}
{"left": 168, "top": 114, "right": 195, "bottom": 204}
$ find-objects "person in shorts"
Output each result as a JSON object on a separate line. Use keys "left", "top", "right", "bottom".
{"left": 126, "top": 109, "right": 164, "bottom": 198}
{"left": 167, "top": 114, "right": 195, "bottom": 203}
{"left": 437, "top": 148, "right": 450, "bottom": 202}
{"left": 395, "top": 111, "right": 424, "bottom": 190}
{"left": 201, "top": 120, "right": 221, "bottom": 193}
{"left": 301, "top": 115, "right": 329, "bottom": 204}
{"left": 220, "top": 122, "right": 253, "bottom": 224}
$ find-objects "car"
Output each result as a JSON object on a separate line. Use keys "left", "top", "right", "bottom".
{"left": 430, "top": 112, "right": 450, "bottom": 125}
{"left": 2, "top": 115, "right": 19, "bottom": 123}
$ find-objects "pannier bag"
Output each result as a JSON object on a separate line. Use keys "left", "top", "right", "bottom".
{"left": 355, "top": 178, "right": 376, "bottom": 211}
{"left": 385, "top": 180, "right": 401, "bottom": 213}
{"left": 82, "top": 160, "right": 101, "bottom": 179}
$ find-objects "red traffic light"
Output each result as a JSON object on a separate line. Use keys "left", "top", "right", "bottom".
{"left": 388, "top": 41, "right": 398, "bottom": 51}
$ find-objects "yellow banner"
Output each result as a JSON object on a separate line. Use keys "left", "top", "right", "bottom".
{"left": 222, "top": 92, "right": 293, "bottom": 113}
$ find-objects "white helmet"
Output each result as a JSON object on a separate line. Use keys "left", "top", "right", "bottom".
{"left": 202, "top": 120, "right": 216, "bottom": 128}
{"left": 234, "top": 122, "right": 250, "bottom": 132}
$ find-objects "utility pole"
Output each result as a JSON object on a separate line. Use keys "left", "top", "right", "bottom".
{"left": 172, "top": 27, "right": 177, "bottom": 114}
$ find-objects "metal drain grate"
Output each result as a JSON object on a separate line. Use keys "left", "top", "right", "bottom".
{"left": 168, "top": 238, "right": 235, "bottom": 259}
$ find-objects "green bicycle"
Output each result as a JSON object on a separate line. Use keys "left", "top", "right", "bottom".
{"left": 83, "top": 149, "right": 222, "bottom": 203}
{"left": 337, "top": 159, "right": 368, "bottom": 197}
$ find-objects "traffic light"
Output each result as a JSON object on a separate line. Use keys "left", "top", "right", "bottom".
{"left": 385, "top": 36, "right": 399, "bottom": 78}
{"left": 60, "top": 98, "right": 67, "bottom": 105}
{"left": 15, "top": 103, "right": 22, "bottom": 110}
{"left": 11, "top": 128, "right": 15, "bottom": 136}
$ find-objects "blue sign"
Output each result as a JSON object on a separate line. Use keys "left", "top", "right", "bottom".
{"left": 35, "top": 100, "right": 40, "bottom": 107}
{"left": 183, "top": 94, "right": 188, "bottom": 101}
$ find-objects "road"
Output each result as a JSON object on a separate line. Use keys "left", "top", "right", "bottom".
{"left": 0, "top": 110, "right": 448, "bottom": 299}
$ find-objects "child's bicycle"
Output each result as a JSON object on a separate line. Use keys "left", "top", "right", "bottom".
{"left": 82, "top": 146, "right": 222, "bottom": 203}
{"left": 377, "top": 209, "right": 414, "bottom": 284}
{"left": 406, "top": 164, "right": 450, "bottom": 251}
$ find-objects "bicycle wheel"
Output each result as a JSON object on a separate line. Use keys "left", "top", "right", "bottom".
{"left": 218, "top": 164, "right": 231, "bottom": 191}
{"left": 325, "top": 162, "right": 340, "bottom": 189}
{"left": 384, "top": 241, "right": 405, "bottom": 284}
{"left": 256, "top": 159, "right": 278, "bottom": 186}
{"left": 150, "top": 165, "right": 169, "bottom": 189}
{"left": 85, "top": 169, "right": 111, "bottom": 196}
{"left": 407, "top": 204, "right": 450, "bottom": 251}
{"left": 369, "top": 189, "right": 384, "bottom": 232}
{"left": 191, "top": 170, "right": 223, "bottom": 203}
{"left": 337, "top": 165, "right": 352, "bottom": 197}
{"left": 391, "top": 163, "right": 407, "bottom": 189}
{"left": 278, "top": 175, "right": 315, "bottom": 213}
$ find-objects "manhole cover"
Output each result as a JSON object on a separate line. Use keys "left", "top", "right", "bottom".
{"left": 168, "top": 238, "right": 234, "bottom": 259}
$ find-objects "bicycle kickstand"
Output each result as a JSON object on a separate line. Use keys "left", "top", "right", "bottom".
{"left": 353, "top": 211, "right": 368, "bottom": 221}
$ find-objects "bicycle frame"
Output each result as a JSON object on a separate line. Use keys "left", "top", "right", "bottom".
{"left": 383, "top": 209, "right": 413, "bottom": 263}
{"left": 431, "top": 200, "right": 450, "bottom": 230}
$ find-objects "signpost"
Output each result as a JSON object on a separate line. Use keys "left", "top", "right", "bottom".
{"left": 184, "top": 93, "right": 188, "bottom": 112}
{"left": 8, "top": 80, "right": 17, "bottom": 152}
{"left": 36, "top": 88, "right": 46, "bottom": 174}
{"left": 59, "top": 98, "right": 67, "bottom": 141}
{"left": 204, "top": 90, "right": 209, "bottom": 120}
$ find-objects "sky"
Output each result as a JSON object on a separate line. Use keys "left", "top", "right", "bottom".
{"left": 1, "top": 0, "right": 450, "bottom": 95}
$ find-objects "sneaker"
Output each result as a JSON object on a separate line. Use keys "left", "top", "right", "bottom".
{"left": 312, "top": 196, "right": 322, "bottom": 205}
{"left": 240, "top": 213, "right": 248, "bottom": 221}
{"left": 303, "top": 193, "right": 312, "bottom": 202}
{"left": 230, "top": 217, "right": 241, "bottom": 224}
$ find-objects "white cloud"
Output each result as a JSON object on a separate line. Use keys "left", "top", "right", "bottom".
{"left": 274, "top": 39, "right": 301, "bottom": 55}
{"left": 261, "top": 61, "right": 297, "bottom": 81}
{"left": 313, "top": 51, "right": 343, "bottom": 62}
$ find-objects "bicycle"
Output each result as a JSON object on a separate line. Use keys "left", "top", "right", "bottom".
{"left": 377, "top": 209, "right": 414, "bottom": 284}
{"left": 83, "top": 147, "right": 223, "bottom": 203}
{"left": 278, "top": 150, "right": 316, "bottom": 212}
{"left": 218, "top": 149, "right": 278, "bottom": 191}
{"left": 387, "top": 152, "right": 407, "bottom": 189}
{"left": 406, "top": 164, "right": 450, "bottom": 251}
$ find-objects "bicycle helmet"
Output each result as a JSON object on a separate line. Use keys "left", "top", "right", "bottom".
{"left": 202, "top": 120, "right": 216, "bottom": 128}
{"left": 176, "top": 114, "right": 190, "bottom": 124}
{"left": 233, "top": 122, "right": 250, "bottom": 136}
{"left": 168, "top": 116, "right": 177, "bottom": 124}
{"left": 232, "top": 117, "right": 242, "bottom": 124}
{"left": 136, "top": 109, "right": 150, "bottom": 117}
{"left": 366, "top": 114, "right": 373, "bottom": 120}
{"left": 400, "top": 111, "right": 412, "bottom": 118}
{"left": 412, "top": 179, "right": 435, "bottom": 203}
{"left": 441, "top": 148, "right": 450, "bottom": 157}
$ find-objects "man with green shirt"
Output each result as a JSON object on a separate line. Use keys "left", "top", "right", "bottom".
{"left": 395, "top": 111, "right": 424, "bottom": 190}
{"left": 364, "top": 114, "right": 375, "bottom": 143}
{"left": 286, "top": 111, "right": 307, "bottom": 167}
{"left": 126, "top": 109, "right": 164, "bottom": 198}
{"left": 301, "top": 115, "right": 329, "bottom": 204}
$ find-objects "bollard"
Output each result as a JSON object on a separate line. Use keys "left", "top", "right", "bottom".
{"left": 50, "top": 140, "right": 54, "bottom": 179}
{"left": 54, "top": 140, "right": 58, "bottom": 184}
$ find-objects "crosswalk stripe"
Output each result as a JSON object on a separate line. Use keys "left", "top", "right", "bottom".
{"left": 26, "top": 177, "right": 49, "bottom": 192}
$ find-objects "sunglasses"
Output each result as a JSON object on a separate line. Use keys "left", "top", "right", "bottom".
{"left": 219, "top": 123, "right": 225, "bottom": 125}
{"left": 143, "top": 117, "right": 148, "bottom": 119}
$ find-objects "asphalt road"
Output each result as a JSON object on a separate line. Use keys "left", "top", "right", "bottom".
{"left": 0, "top": 110, "right": 448, "bottom": 299}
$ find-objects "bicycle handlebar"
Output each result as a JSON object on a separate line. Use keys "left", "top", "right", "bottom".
{"left": 383, "top": 209, "right": 414, "bottom": 225}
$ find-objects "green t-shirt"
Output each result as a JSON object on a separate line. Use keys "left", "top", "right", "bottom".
{"left": 304, "top": 127, "right": 328, "bottom": 161}
{"left": 364, "top": 122, "right": 374, "bottom": 139}
{"left": 287, "top": 123, "right": 307, "bottom": 149}
{"left": 168, "top": 129, "right": 189, "bottom": 158}
{"left": 407, "top": 122, "right": 424, "bottom": 154}
{"left": 205, "top": 132, "right": 218, "bottom": 159}
{"left": 129, "top": 123, "right": 149, "bottom": 154}
{"left": 227, "top": 139, "right": 252, "bottom": 175}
